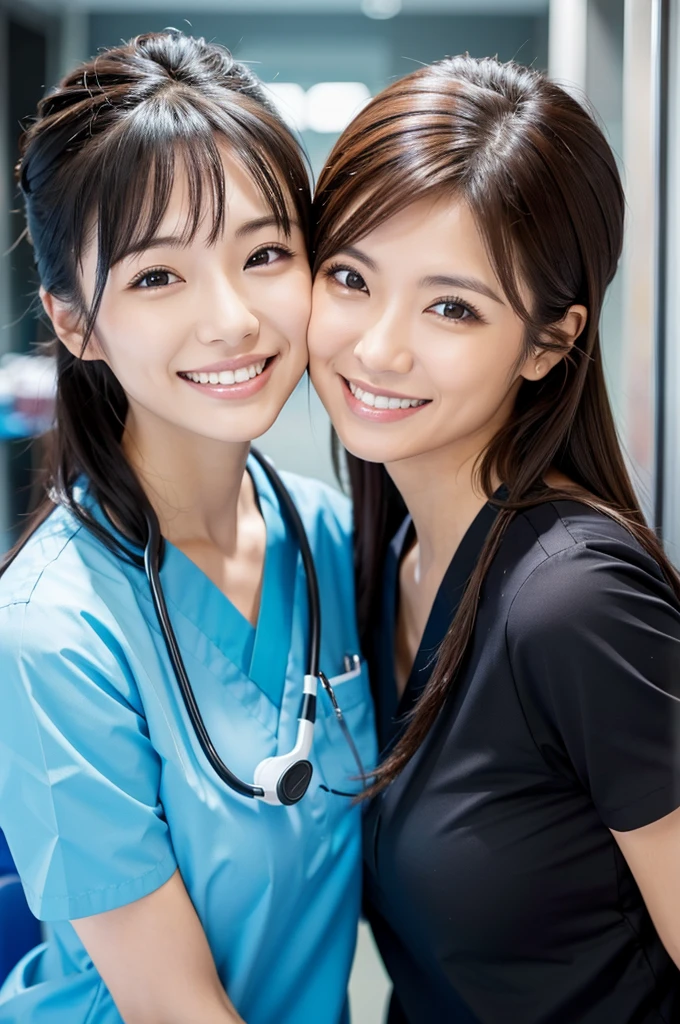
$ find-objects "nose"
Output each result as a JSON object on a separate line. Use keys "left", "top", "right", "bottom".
{"left": 194, "top": 274, "right": 260, "bottom": 347}
{"left": 353, "top": 305, "right": 413, "bottom": 376}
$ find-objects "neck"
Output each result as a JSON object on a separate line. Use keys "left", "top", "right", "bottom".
{"left": 122, "top": 406, "right": 253, "bottom": 551}
{"left": 386, "top": 438, "right": 499, "bottom": 581}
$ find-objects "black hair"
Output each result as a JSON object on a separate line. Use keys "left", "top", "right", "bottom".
{"left": 2, "top": 30, "right": 312, "bottom": 570}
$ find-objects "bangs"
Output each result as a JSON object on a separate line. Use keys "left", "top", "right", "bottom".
{"left": 71, "top": 86, "right": 306, "bottom": 342}
{"left": 312, "top": 97, "right": 532, "bottom": 325}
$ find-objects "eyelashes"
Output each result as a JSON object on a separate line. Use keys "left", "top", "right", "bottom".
{"left": 129, "top": 266, "right": 179, "bottom": 289}
{"left": 323, "top": 262, "right": 486, "bottom": 323}
{"left": 426, "top": 297, "right": 485, "bottom": 323}
{"left": 323, "top": 263, "right": 367, "bottom": 292}
{"left": 127, "top": 244, "right": 296, "bottom": 290}
{"left": 244, "top": 243, "right": 296, "bottom": 268}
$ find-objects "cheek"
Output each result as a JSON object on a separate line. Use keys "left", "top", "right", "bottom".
{"left": 272, "top": 268, "right": 312, "bottom": 338}
{"left": 428, "top": 325, "right": 522, "bottom": 398}
{"left": 308, "top": 288, "right": 348, "bottom": 362}
{"left": 92, "top": 304, "right": 178, "bottom": 397}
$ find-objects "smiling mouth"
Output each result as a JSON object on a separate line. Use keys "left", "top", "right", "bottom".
{"left": 346, "top": 379, "right": 429, "bottom": 409}
{"left": 178, "top": 358, "right": 271, "bottom": 387}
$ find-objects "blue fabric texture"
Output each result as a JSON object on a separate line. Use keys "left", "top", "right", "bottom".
{"left": 0, "top": 456, "right": 376, "bottom": 1024}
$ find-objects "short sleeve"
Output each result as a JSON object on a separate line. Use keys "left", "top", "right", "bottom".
{"left": 0, "top": 596, "right": 177, "bottom": 921}
{"left": 507, "top": 540, "right": 680, "bottom": 832}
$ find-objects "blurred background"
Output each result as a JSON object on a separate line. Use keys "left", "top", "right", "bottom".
{"left": 0, "top": 0, "right": 678, "bottom": 1019}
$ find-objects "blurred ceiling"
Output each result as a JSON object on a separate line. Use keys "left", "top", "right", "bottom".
{"left": 23, "top": 0, "right": 548, "bottom": 13}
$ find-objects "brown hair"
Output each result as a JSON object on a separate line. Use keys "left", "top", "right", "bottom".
{"left": 312, "top": 54, "right": 680, "bottom": 794}
{"left": 3, "top": 30, "right": 311, "bottom": 571}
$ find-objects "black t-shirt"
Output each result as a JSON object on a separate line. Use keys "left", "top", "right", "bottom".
{"left": 364, "top": 497, "right": 680, "bottom": 1023}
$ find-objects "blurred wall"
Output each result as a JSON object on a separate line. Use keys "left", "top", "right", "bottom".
{"left": 90, "top": 11, "right": 548, "bottom": 176}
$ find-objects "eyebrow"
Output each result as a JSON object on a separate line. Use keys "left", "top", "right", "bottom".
{"left": 234, "top": 215, "right": 297, "bottom": 239}
{"left": 420, "top": 274, "right": 505, "bottom": 305}
{"left": 335, "top": 246, "right": 504, "bottom": 305}
{"left": 119, "top": 216, "right": 299, "bottom": 261}
{"left": 335, "top": 246, "right": 378, "bottom": 273}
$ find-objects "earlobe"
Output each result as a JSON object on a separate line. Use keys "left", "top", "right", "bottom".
{"left": 520, "top": 303, "right": 588, "bottom": 382}
{"left": 40, "top": 287, "right": 101, "bottom": 361}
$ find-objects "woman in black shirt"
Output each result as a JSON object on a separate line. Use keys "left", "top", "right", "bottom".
{"left": 308, "top": 55, "right": 680, "bottom": 1022}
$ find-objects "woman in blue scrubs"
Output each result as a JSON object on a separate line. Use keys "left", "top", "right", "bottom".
{"left": 0, "top": 31, "right": 375, "bottom": 1024}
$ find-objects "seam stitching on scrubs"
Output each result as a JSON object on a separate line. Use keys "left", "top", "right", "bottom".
{"left": 0, "top": 521, "right": 83, "bottom": 609}
{"left": 22, "top": 849, "right": 178, "bottom": 910}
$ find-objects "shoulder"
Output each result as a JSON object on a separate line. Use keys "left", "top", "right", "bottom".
{"left": 504, "top": 499, "right": 678, "bottom": 640}
{"left": 0, "top": 505, "right": 138, "bottom": 665}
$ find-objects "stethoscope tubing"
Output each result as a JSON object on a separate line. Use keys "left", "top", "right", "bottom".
{"left": 142, "top": 448, "right": 339, "bottom": 800}
{"left": 144, "top": 510, "right": 265, "bottom": 798}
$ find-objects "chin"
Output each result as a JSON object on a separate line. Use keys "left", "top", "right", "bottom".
{"left": 338, "top": 431, "right": 411, "bottom": 466}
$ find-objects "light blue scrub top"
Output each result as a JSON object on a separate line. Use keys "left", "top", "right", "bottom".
{"left": 0, "top": 456, "right": 376, "bottom": 1024}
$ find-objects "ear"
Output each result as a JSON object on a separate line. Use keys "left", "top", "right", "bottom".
{"left": 520, "top": 304, "right": 588, "bottom": 382}
{"left": 40, "top": 287, "right": 104, "bottom": 362}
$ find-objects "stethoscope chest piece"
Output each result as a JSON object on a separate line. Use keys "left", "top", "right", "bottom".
{"left": 255, "top": 758, "right": 313, "bottom": 806}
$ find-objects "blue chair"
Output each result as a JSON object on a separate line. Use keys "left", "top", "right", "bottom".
{"left": 0, "top": 832, "right": 41, "bottom": 987}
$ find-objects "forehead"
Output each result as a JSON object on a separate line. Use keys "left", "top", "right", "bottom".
{"left": 151, "top": 145, "right": 278, "bottom": 237}
{"left": 353, "top": 196, "right": 493, "bottom": 273}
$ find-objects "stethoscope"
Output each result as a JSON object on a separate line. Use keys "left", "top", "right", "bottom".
{"left": 142, "top": 448, "right": 365, "bottom": 807}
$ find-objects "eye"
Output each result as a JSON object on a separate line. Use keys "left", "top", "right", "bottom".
{"left": 326, "top": 264, "right": 368, "bottom": 293}
{"left": 131, "top": 268, "right": 181, "bottom": 290}
{"left": 427, "top": 298, "right": 482, "bottom": 322}
{"left": 245, "top": 245, "right": 293, "bottom": 269}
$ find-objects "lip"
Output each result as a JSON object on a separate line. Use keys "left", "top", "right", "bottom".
{"left": 178, "top": 353, "right": 275, "bottom": 375}
{"left": 346, "top": 377, "right": 427, "bottom": 402}
{"left": 179, "top": 355, "right": 278, "bottom": 400}
{"left": 341, "top": 375, "right": 430, "bottom": 422}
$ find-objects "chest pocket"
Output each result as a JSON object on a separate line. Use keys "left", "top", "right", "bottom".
{"left": 314, "top": 660, "right": 377, "bottom": 798}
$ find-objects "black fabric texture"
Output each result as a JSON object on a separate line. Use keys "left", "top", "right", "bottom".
{"left": 364, "top": 498, "right": 680, "bottom": 1024}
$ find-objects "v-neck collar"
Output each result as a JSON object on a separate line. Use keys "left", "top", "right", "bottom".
{"left": 75, "top": 453, "right": 298, "bottom": 710}
{"left": 375, "top": 487, "right": 507, "bottom": 754}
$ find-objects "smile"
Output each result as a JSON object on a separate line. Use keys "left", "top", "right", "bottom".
{"left": 178, "top": 360, "right": 267, "bottom": 386}
{"left": 342, "top": 376, "right": 431, "bottom": 422}
{"left": 347, "top": 380, "right": 427, "bottom": 409}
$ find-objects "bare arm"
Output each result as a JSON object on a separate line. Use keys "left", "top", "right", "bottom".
{"left": 72, "top": 869, "right": 245, "bottom": 1024}
{"left": 612, "top": 805, "right": 680, "bottom": 968}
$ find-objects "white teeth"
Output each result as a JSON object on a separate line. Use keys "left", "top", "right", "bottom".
{"left": 183, "top": 361, "right": 267, "bottom": 387}
{"left": 348, "top": 380, "right": 425, "bottom": 410}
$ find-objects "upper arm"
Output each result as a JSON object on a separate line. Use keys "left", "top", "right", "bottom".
{"left": 611, "top": 806, "right": 680, "bottom": 968}
{"left": 73, "top": 869, "right": 241, "bottom": 1024}
{"left": 507, "top": 540, "right": 680, "bottom": 831}
{"left": 0, "top": 596, "right": 177, "bottom": 920}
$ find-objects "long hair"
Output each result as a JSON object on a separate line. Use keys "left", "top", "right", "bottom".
{"left": 312, "top": 55, "right": 680, "bottom": 794}
{"left": 2, "top": 30, "right": 311, "bottom": 571}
